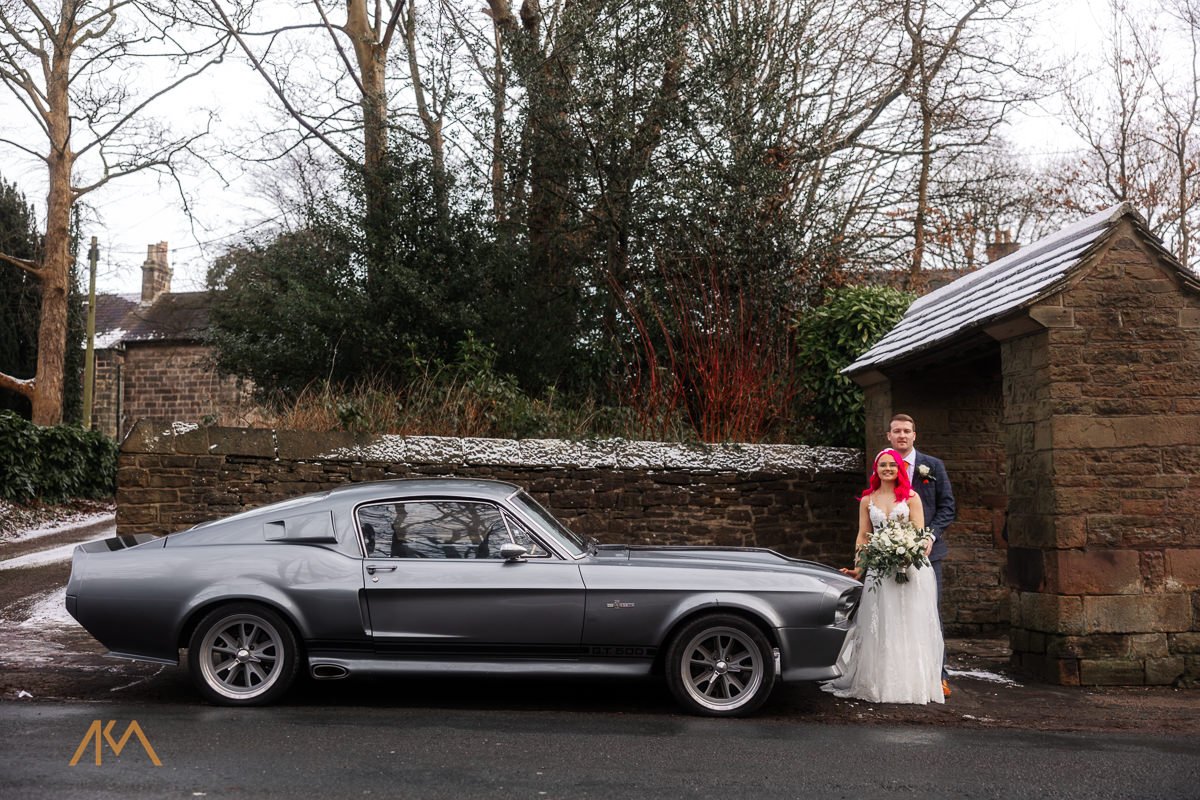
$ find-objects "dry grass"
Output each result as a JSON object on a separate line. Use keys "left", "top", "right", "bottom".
{"left": 265, "top": 371, "right": 694, "bottom": 441}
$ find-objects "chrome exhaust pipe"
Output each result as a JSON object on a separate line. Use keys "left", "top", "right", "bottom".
{"left": 311, "top": 664, "right": 349, "bottom": 680}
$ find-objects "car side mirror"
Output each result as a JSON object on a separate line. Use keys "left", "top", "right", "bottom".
{"left": 499, "top": 543, "right": 529, "bottom": 562}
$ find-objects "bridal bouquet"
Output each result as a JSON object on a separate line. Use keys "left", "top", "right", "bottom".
{"left": 857, "top": 520, "right": 934, "bottom": 587}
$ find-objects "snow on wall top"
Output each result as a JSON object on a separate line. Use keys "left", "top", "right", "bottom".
{"left": 123, "top": 421, "right": 862, "bottom": 475}
{"left": 844, "top": 203, "right": 1136, "bottom": 375}
{"left": 321, "top": 435, "right": 862, "bottom": 474}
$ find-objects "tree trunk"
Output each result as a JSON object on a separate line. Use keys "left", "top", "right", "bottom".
{"left": 346, "top": 0, "right": 389, "bottom": 178}
{"left": 31, "top": 14, "right": 77, "bottom": 426}
{"left": 1178, "top": 145, "right": 1191, "bottom": 270}
{"left": 491, "top": 25, "right": 507, "bottom": 222}
{"left": 403, "top": 0, "right": 448, "bottom": 220}
{"left": 911, "top": 95, "right": 933, "bottom": 282}
{"left": 345, "top": 0, "right": 390, "bottom": 287}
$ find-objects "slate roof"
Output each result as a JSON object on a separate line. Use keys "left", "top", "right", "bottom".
{"left": 91, "top": 291, "right": 212, "bottom": 348}
{"left": 843, "top": 203, "right": 1191, "bottom": 376}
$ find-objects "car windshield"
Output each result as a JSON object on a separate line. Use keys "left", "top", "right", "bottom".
{"left": 510, "top": 491, "right": 588, "bottom": 556}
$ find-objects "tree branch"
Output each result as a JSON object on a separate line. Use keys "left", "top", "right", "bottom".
{"left": 0, "top": 370, "right": 35, "bottom": 400}
{"left": 73, "top": 47, "right": 226, "bottom": 161}
{"left": 0, "top": 134, "right": 49, "bottom": 163}
{"left": 311, "top": 0, "right": 367, "bottom": 98}
{"left": 0, "top": 250, "right": 40, "bottom": 275}
{"left": 208, "top": 0, "right": 357, "bottom": 168}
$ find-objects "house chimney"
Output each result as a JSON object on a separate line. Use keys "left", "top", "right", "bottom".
{"left": 985, "top": 229, "right": 1020, "bottom": 263}
{"left": 140, "top": 241, "right": 171, "bottom": 304}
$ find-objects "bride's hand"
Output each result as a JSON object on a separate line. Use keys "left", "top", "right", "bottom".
{"left": 839, "top": 567, "right": 862, "bottom": 580}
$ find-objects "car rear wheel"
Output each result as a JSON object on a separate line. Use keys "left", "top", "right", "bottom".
{"left": 665, "top": 614, "right": 776, "bottom": 717}
{"left": 187, "top": 603, "right": 299, "bottom": 706}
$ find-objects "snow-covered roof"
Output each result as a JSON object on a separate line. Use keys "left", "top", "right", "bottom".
{"left": 844, "top": 203, "right": 1179, "bottom": 376}
{"left": 88, "top": 291, "right": 212, "bottom": 349}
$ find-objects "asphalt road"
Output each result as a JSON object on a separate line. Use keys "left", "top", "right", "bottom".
{"left": 2, "top": 700, "right": 1197, "bottom": 800}
{"left": 3, "top": 515, "right": 1199, "bottom": 799}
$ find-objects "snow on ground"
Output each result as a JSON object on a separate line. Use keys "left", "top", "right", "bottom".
{"left": 3, "top": 512, "right": 115, "bottom": 544}
{"left": 12, "top": 587, "right": 75, "bottom": 629}
{"left": 0, "top": 528, "right": 114, "bottom": 571}
{"left": 948, "top": 668, "right": 1022, "bottom": 687}
{"left": 0, "top": 588, "right": 93, "bottom": 671}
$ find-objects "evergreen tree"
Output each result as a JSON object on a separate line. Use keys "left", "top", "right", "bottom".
{"left": 0, "top": 178, "right": 43, "bottom": 418}
{"left": 207, "top": 151, "right": 502, "bottom": 397}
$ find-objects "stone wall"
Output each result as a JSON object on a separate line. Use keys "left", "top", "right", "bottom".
{"left": 1006, "top": 222, "right": 1200, "bottom": 686}
{"left": 864, "top": 352, "right": 1009, "bottom": 635}
{"left": 95, "top": 344, "right": 260, "bottom": 440}
{"left": 117, "top": 423, "right": 865, "bottom": 564}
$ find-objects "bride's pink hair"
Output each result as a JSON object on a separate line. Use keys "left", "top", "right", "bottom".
{"left": 859, "top": 448, "right": 914, "bottom": 503}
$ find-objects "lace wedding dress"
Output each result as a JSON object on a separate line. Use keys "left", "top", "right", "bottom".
{"left": 822, "top": 499, "right": 945, "bottom": 704}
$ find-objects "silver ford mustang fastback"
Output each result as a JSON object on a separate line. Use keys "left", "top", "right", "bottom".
{"left": 67, "top": 478, "right": 860, "bottom": 716}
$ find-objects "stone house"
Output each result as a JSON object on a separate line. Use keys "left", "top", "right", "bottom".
{"left": 89, "top": 243, "right": 259, "bottom": 440}
{"left": 843, "top": 203, "right": 1200, "bottom": 686}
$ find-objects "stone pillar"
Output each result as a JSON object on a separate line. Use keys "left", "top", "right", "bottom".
{"left": 861, "top": 379, "right": 893, "bottom": 455}
{"left": 1004, "top": 223, "right": 1200, "bottom": 687}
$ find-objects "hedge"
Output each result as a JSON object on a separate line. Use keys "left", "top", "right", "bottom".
{"left": 0, "top": 411, "right": 117, "bottom": 503}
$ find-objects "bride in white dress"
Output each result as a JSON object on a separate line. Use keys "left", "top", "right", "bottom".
{"left": 823, "top": 448, "right": 945, "bottom": 705}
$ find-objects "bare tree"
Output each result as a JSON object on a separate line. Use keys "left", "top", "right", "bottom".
{"left": 199, "top": 0, "right": 465, "bottom": 220}
{"left": 898, "top": 0, "right": 1036, "bottom": 279}
{"left": 1046, "top": 0, "right": 1200, "bottom": 271}
{"left": 1144, "top": 0, "right": 1200, "bottom": 269}
{"left": 0, "top": 0, "right": 228, "bottom": 424}
{"left": 921, "top": 138, "right": 1049, "bottom": 271}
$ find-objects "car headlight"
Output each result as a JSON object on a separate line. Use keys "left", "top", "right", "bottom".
{"left": 834, "top": 586, "right": 861, "bottom": 625}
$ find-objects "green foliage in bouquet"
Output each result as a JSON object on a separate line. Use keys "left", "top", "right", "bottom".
{"left": 856, "top": 519, "right": 934, "bottom": 589}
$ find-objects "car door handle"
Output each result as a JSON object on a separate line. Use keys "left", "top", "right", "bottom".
{"left": 366, "top": 565, "right": 397, "bottom": 574}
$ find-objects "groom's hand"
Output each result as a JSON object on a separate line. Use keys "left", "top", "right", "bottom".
{"left": 923, "top": 537, "right": 934, "bottom": 557}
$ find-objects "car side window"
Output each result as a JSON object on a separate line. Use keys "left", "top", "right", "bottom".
{"left": 501, "top": 512, "right": 549, "bottom": 558}
{"left": 359, "top": 500, "right": 512, "bottom": 559}
{"left": 356, "top": 501, "right": 556, "bottom": 559}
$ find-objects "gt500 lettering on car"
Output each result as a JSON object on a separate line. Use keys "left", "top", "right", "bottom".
{"left": 589, "top": 646, "right": 651, "bottom": 657}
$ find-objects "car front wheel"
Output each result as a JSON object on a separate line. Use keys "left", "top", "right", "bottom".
{"left": 665, "top": 614, "right": 776, "bottom": 717}
{"left": 187, "top": 603, "right": 300, "bottom": 706}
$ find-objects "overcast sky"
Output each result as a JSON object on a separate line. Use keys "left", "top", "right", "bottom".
{"left": 0, "top": 0, "right": 1164, "bottom": 298}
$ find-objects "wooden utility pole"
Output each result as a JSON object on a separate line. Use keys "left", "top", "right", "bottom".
{"left": 81, "top": 236, "right": 98, "bottom": 430}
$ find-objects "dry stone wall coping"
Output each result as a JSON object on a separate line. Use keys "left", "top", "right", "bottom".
{"left": 122, "top": 421, "right": 864, "bottom": 475}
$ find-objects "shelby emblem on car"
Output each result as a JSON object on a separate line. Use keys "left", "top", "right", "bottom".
{"left": 67, "top": 478, "right": 861, "bottom": 717}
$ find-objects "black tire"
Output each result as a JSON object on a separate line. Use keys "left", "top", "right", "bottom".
{"left": 665, "top": 614, "right": 776, "bottom": 717}
{"left": 186, "top": 603, "right": 300, "bottom": 706}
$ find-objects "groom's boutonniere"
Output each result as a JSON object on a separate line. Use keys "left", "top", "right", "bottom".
{"left": 917, "top": 464, "right": 933, "bottom": 484}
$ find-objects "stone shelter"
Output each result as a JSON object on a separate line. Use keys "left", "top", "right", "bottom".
{"left": 843, "top": 203, "right": 1200, "bottom": 687}
{"left": 89, "top": 242, "right": 258, "bottom": 440}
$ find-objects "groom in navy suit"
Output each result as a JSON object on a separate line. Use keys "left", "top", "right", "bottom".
{"left": 886, "top": 413, "right": 955, "bottom": 694}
